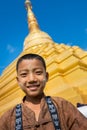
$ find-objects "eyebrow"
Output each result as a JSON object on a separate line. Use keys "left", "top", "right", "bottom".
{"left": 18, "top": 67, "right": 44, "bottom": 72}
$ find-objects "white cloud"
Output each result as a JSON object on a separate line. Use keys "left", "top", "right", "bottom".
{"left": 7, "top": 44, "right": 15, "bottom": 53}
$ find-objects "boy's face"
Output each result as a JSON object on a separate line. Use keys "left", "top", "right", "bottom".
{"left": 17, "top": 59, "right": 48, "bottom": 97}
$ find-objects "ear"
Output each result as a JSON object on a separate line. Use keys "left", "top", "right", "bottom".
{"left": 16, "top": 76, "right": 18, "bottom": 81}
{"left": 16, "top": 76, "right": 21, "bottom": 87}
{"left": 46, "top": 72, "right": 49, "bottom": 82}
{"left": 16, "top": 76, "right": 19, "bottom": 83}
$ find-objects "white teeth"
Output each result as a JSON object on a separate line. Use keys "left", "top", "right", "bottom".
{"left": 27, "top": 85, "right": 39, "bottom": 88}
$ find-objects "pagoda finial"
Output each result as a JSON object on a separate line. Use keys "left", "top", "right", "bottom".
{"left": 25, "top": 0, "right": 40, "bottom": 32}
{"left": 25, "top": 0, "right": 32, "bottom": 10}
{"left": 24, "top": 0, "right": 53, "bottom": 50}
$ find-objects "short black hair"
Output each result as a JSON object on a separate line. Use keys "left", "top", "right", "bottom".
{"left": 16, "top": 53, "right": 46, "bottom": 72}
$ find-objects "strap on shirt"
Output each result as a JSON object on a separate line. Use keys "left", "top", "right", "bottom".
{"left": 15, "top": 104, "right": 23, "bottom": 130}
{"left": 45, "top": 96, "right": 61, "bottom": 130}
{"left": 15, "top": 96, "right": 61, "bottom": 130}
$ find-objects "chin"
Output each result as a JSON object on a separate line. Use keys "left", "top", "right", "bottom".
{"left": 27, "top": 92, "right": 40, "bottom": 97}
{"left": 28, "top": 92, "right": 43, "bottom": 98}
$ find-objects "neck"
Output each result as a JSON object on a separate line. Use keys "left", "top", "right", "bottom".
{"left": 24, "top": 93, "right": 44, "bottom": 104}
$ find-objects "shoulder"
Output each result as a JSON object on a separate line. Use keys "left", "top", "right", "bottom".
{"left": 50, "top": 96, "right": 71, "bottom": 106}
{"left": 0, "top": 106, "right": 16, "bottom": 120}
{"left": 0, "top": 103, "right": 22, "bottom": 121}
{"left": 48, "top": 96, "right": 87, "bottom": 129}
{"left": 0, "top": 103, "right": 23, "bottom": 129}
{"left": 50, "top": 96, "right": 87, "bottom": 118}
{"left": 50, "top": 96, "right": 78, "bottom": 112}
{"left": 0, "top": 106, "right": 15, "bottom": 129}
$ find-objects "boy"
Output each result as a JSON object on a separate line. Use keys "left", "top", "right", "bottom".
{"left": 0, "top": 53, "right": 87, "bottom": 130}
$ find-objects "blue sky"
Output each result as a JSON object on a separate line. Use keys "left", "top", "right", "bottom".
{"left": 0, "top": 0, "right": 87, "bottom": 75}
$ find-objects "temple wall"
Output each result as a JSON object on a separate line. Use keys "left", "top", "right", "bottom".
{"left": 0, "top": 42, "right": 87, "bottom": 116}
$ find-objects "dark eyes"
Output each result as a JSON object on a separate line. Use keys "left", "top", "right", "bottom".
{"left": 19, "top": 70, "right": 43, "bottom": 77}
{"left": 20, "top": 73, "right": 27, "bottom": 77}
{"left": 36, "top": 71, "right": 43, "bottom": 75}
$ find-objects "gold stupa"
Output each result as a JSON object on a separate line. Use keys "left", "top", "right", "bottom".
{"left": 0, "top": 0, "right": 87, "bottom": 116}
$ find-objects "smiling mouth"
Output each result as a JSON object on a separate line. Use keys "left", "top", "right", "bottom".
{"left": 27, "top": 85, "right": 40, "bottom": 91}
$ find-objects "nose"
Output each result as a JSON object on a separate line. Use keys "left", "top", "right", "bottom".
{"left": 27, "top": 73, "right": 37, "bottom": 83}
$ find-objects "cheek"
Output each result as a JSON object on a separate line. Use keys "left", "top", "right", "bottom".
{"left": 41, "top": 79, "right": 47, "bottom": 87}
{"left": 17, "top": 79, "right": 25, "bottom": 87}
{"left": 18, "top": 82, "right": 26, "bottom": 92}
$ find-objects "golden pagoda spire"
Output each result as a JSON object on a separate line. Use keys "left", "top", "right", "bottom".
{"left": 24, "top": 0, "right": 53, "bottom": 50}
{"left": 25, "top": 0, "right": 40, "bottom": 32}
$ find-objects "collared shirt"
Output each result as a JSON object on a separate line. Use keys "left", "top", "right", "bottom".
{"left": 0, "top": 96, "right": 87, "bottom": 130}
